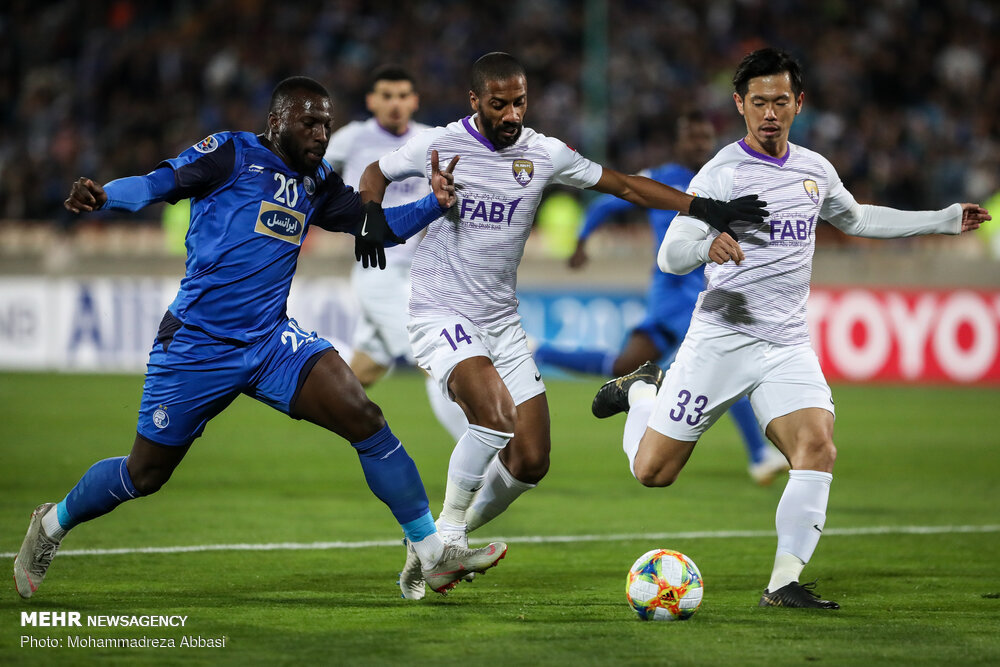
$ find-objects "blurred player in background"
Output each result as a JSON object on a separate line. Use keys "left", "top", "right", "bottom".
{"left": 534, "top": 111, "right": 788, "bottom": 485}
{"left": 326, "top": 65, "right": 468, "bottom": 442}
{"left": 357, "top": 52, "right": 768, "bottom": 599}
{"left": 593, "top": 48, "right": 991, "bottom": 609}
{"left": 14, "top": 76, "right": 506, "bottom": 600}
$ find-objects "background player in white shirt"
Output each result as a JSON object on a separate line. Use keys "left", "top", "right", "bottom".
{"left": 358, "top": 52, "right": 768, "bottom": 599}
{"left": 593, "top": 48, "right": 991, "bottom": 609}
{"left": 325, "top": 65, "right": 468, "bottom": 441}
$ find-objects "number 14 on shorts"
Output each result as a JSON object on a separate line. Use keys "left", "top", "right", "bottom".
{"left": 669, "top": 389, "right": 708, "bottom": 426}
{"left": 440, "top": 324, "right": 473, "bottom": 351}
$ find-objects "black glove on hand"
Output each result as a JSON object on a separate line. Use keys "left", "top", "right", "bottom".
{"left": 354, "top": 201, "right": 405, "bottom": 270}
{"left": 688, "top": 195, "right": 768, "bottom": 241}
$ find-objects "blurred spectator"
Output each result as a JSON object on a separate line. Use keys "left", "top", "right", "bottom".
{"left": 1, "top": 0, "right": 996, "bottom": 243}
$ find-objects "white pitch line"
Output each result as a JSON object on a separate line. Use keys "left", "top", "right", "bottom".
{"left": 2, "top": 524, "right": 997, "bottom": 560}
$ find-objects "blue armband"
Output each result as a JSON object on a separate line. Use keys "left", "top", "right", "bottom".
{"left": 101, "top": 167, "right": 177, "bottom": 212}
{"left": 384, "top": 193, "right": 444, "bottom": 242}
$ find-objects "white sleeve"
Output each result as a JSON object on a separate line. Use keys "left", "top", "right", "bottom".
{"left": 657, "top": 218, "right": 713, "bottom": 275}
{"left": 323, "top": 122, "right": 360, "bottom": 172}
{"left": 663, "top": 160, "right": 735, "bottom": 236}
{"left": 378, "top": 128, "right": 443, "bottom": 181}
{"left": 820, "top": 160, "right": 963, "bottom": 237}
{"left": 543, "top": 137, "right": 603, "bottom": 188}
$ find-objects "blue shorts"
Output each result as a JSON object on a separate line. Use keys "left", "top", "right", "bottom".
{"left": 137, "top": 312, "right": 333, "bottom": 446}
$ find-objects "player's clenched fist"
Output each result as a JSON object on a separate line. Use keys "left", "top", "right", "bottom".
{"left": 64, "top": 178, "right": 107, "bottom": 214}
{"left": 708, "top": 232, "right": 744, "bottom": 266}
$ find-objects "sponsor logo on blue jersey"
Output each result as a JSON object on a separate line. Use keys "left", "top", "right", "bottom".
{"left": 254, "top": 202, "right": 306, "bottom": 245}
{"left": 512, "top": 159, "right": 534, "bottom": 187}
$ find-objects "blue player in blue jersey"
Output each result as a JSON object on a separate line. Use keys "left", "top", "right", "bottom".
{"left": 533, "top": 112, "right": 788, "bottom": 484}
{"left": 14, "top": 76, "right": 506, "bottom": 600}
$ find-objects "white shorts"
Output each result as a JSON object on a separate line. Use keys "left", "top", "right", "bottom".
{"left": 350, "top": 261, "right": 413, "bottom": 367}
{"left": 648, "top": 318, "right": 835, "bottom": 441}
{"left": 408, "top": 314, "right": 545, "bottom": 406}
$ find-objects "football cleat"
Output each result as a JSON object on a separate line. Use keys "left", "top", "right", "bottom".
{"left": 591, "top": 361, "right": 665, "bottom": 418}
{"left": 14, "top": 503, "right": 62, "bottom": 599}
{"left": 435, "top": 520, "right": 475, "bottom": 582}
{"left": 423, "top": 542, "right": 508, "bottom": 594}
{"left": 758, "top": 581, "right": 840, "bottom": 609}
{"left": 398, "top": 539, "right": 426, "bottom": 600}
{"left": 748, "top": 445, "right": 791, "bottom": 486}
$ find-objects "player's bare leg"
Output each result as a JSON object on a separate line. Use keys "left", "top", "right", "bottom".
{"left": 348, "top": 349, "right": 389, "bottom": 389}
{"left": 610, "top": 331, "right": 661, "bottom": 377}
{"left": 759, "top": 407, "right": 839, "bottom": 608}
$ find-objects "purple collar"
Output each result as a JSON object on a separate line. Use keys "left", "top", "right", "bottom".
{"left": 375, "top": 119, "right": 408, "bottom": 138}
{"left": 462, "top": 115, "right": 496, "bottom": 152}
{"left": 738, "top": 138, "right": 790, "bottom": 167}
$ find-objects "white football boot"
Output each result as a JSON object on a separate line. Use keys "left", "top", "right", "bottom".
{"left": 422, "top": 541, "right": 508, "bottom": 594}
{"left": 14, "top": 503, "right": 62, "bottom": 599}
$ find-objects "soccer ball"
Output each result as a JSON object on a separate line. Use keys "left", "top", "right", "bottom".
{"left": 625, "top": 549, "right": 704, "bottom": 621}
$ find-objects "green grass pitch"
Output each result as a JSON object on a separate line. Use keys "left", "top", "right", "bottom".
{"left": 1, "top": 371, "right": 998, "bottom": 665}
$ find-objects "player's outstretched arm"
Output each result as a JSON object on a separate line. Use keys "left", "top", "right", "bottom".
{"left": 590, "top": 168, "right": 767, "bottom": 239}
{"left": 354, "top": 151, "right": 459, "bottom": 270}
{"left": 65, "top": 168, "right": 178, "bottom": 214}
{"left": 64, "top": 178, "right": 108, "bottom": 213}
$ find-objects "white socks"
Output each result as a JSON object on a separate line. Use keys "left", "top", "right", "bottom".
{"left": 409, "top": 532, "right": 444, "bottom": 568}
{"left": 768, "top": 469, "right": 833, "bottom": 591}
{"left": 466, "top": 455, "right": 536, "bottom": 533}
{"left": 42, "top": 507, "right": 67, "bottom": 540}
{"left": 622, "top": 387, "right": 657, "bottom": 478}
{"left": 438, "top": 424, "right": 513, "bottom": 528}
{"left": 424, "top": 376, "right": 469, "bottom": 441}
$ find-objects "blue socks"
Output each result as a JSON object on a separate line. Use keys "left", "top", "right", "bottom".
{"left": 351, "top": 424, "right": 433, "bottom": 539}
{"left": 534, "top": 344, "right": 615, "bottom": 376}
{"left": 729, "top": 397, "right": 768, "bottom": 464}
{"left": 57, "top": 456, "right": 140, "bottom": 530}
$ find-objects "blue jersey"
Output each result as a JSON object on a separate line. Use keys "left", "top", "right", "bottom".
{"left": 153, "top": 131, "right": 361, "bottom": 343}
{"left": 578, "top": 163, "right": 704, "bottom": 341}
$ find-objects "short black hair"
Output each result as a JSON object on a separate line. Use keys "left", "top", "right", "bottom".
{"left": 269, "top": 76, "right": 330, "bottom": 113}
{"left": 672, "top": 110, "right": 713, "bottom": 139}
{"left": 471, "top": 52, "right": 526, "bottom": 96}
{"left": 368, "top": 64, "right": 415, "bottom": 92}
{"left": 732, "top": 48, "right": 803, "bottom": 98}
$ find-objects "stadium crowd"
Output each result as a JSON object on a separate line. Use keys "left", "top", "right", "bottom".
{"left": 1, "top": 0, "right": 997, "bottom": 230}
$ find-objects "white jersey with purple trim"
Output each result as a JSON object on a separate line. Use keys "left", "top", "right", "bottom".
{"left": 325, "top": 118, "right": 430, "bottom": 262}
{"left": 676, "top": 140, "right": 845, "bottom": 345}
{"left": 379, "top": 115, "right": 603, "bottom": 326}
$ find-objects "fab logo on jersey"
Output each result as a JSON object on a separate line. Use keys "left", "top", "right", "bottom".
{"left": 769, "top": 214, "right": 816, "bottom": 245}
{"left": 512, "top": 159, "right": 534, "bottom": 186}
{"left": 459, "top": 196, "right": 523, "bottom": 228}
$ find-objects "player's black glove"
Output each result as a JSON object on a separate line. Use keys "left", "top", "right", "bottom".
{"left": 354, "top": 201, "right": 405, "bottom": 270}
{"left": 688, "top": 195, "right": 768, "bottom": 241}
